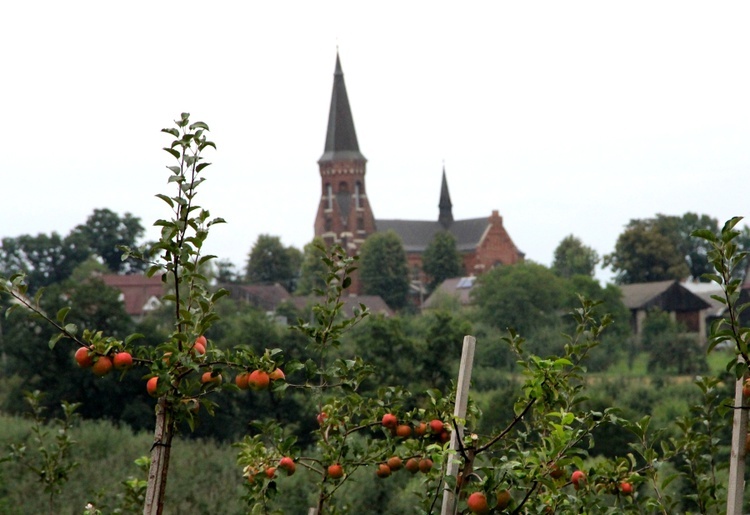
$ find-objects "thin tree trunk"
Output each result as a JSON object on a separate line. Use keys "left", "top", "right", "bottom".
{"left": 144, "top": 397, "right": 175, "bottom": 515}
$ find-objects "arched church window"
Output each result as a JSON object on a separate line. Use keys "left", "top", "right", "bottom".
{"left": 326, "top": 183, "right": 332, "bottom": 210}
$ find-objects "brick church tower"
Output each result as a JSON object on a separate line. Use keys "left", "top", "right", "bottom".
{"left": 314, "top": 53, "right": 376, "bottom": 263}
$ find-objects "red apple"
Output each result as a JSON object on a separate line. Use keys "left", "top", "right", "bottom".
{"left": 429, "top": 419, "right": 444, "bottom": 433}
{"left": 381, "top": 413, "right": 398, "bottom": 429}
{"left": 619, "top": 481, "right": 633, "bottom": 495}
{"left": 327, "top": 463, "right": 344, "bottom": 479}
{"left": 419, "top": 458, "right": 433, "bottom": 473}
{"left": 571, "top": 470, "right": 586, "bottom": 490}
{"left": 92, "top": 356, "right": 113, "bottom": 376}
{"left": 247, "top": 370, "right": 270, "bottom": 390}
{"left": 235, "top": 372, "right": 249, "bottom": 390}
{"left": 396, "top": 424, "right": 412, "bottom": 438}
{"left": 467, "top": 492, "right": 490, "bottom": 514}
{"left": 113, "top": 351, "right": 133, "bottom": 370}
{"left": 405, "top": 458, "right": 420, "bottom": 474}
{"left": 75, "top": 347, "right": 93, "bottom": 368}
{"left": 376, "top": 463, "right": 391, "bottom": 478}
{"left": 387, "top": 456, "right": 403, "bottom": 471}
{"left": 146, "top": 376, "right": 159, "bottom": 397}
{"left": 496, "top": 489, "right": 512, "bottom": 509}
{"left": 269, "top": 368, "right": 285, "bottom": 381}
{"left": 278, "top": 456, "right": 296, "bottom": 476}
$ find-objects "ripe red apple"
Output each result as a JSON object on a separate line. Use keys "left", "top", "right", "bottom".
{"left": 419, "top": 458, "right": 434, "bottom": 473}
{"left": 376, "top": 463, "right": 391, "bottom": 478}
{"left": 235, "top": 372, "right": 249, "bottom": 390}
{"left": 496, "top": 489, "right": 511, "bottom": 509}
{"left": 195, "top": 335, "right": 207, "bottom": 347}
{"left": 278, "top": 456, "right": 296, "bottom": 476}
{"left": 619, "top": 481, "right": 633, "bottom": 495}
{"left": 381, "top": 413, "right": 398, "bottom": 429}
{"left": 269, "top": 368, "right": 285, "bottom": 381}
{"left": 92, "top": 356, "right": 113, "bottom": 376}
{"left": 75, "top": 347, "right": 94, "bottom": 368}
{"left": 438, "top": 429, "right": 451, "bottom": 444}
{"left": 146, "top": 377, "right": 159, "bottom": 397}
{"left": 264, "top": 466, "right": 276, "bottom": 479}
{"left": 247, "top": 370, "right": 270, "bottom": 390}
{"left": 317, "top": 412, "right": 328, "bottom": 425}
{"left": 743, "top": 379, "right": 750, "bottom": 398}
{"left": 201, "top": 371, "right": 222, "bottom": 384}
{"left": 113, "top": 352, "right": 133, "bottom": 370}
{"left": 414, "top": 422, "right": 427, "bottom": 436}
{"left": 192, "top": 342, "right": 206, "bottom": 357}
{"left": 429, "top": 419, "right": 444, "bottom": 433}
{"left": 396, "top": 424, "right": 412, "bottom": 438}
{"left": 467, "top": 492, "right": 490, "bottom": 514}
{"left": 387, "top": 456, "right": 403, "bottom": 471}
{"left": 571, "top": 470, "right": 586, "bottom": 490}
{"left": 327, "top": 463, "right": 344, "bottom": 479}
{"left": 405, "top": 458, "right": 420, "bottom": 474}
{"left": 549, "top": 463, "right": 565, "bottom": 479}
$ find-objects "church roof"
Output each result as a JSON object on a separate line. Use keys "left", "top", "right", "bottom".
{"left": 319, "top": 53, "right": 366, "bottom": 164}
{"left": 375, "top": 217, "right": 489, "bottom": 253}
{"left": 438, "top": 167, "right": 453, "bottom": 228}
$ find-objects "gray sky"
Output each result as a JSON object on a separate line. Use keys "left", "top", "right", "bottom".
{"left": 2, "top": 2, "right": 749, "bottom": 284}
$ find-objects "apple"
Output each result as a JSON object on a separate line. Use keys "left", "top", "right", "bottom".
{"left": 195, "top": 335, "right": 207, "bottom": 347}
{"left": 113, "top": 352, "right": 133, "bottom": 370}
{"left": 438, "top": 429, "right": 450, "bottom": 444}
{"left": 269, "top": 368, "right": 285, "bottom": 381}
{"left": 419, "top": 458, "right": 433, "bottom": 473}
{"left": 265, "top": 467, "right": 277, "bottom": 479}
{"left": 405, "top": 458, "right": 420, "bottom": 474}
{"left": 396, "top": 424, "right": 412, "bottom": 438}
{"left": 317, "top": 412, "right": 328, "bottom": 425}
{"left": 75, "top": 347, "right": 93, "bottom": 368}
{"left": 201, "top": 371, "right": 222, "bottom": 384}
{"left": 235, "top": 372, "right": 249, "bottom": 390}
{"left": 147, "top": 377, "right": 159, "bottom": 397}
{"left": 496, "top": 489, "right": 511, "bottom": 509}
{"left": 278, "top": 456, "right": 296, "bottom": 476}
{"left": 467, "top": 492, "right": 490, "bottom": 514}
{"left": 92, "top": 356, "right": 113, "bottom": 376}
{"left": 192, "top": 342, "right": 206, "bottom": 357}
{"left": 743, "top": 379, "right": 750, "bottom": 398}
{"left": 327, "top": 463, "right": 344, "bottom": 479}
{"left": 549, "top": 463, "right": 564, "bottom": 479}
{"left": 429, "top": 419, "right": 444, "bottom": 433}
{"left": 247, "top": 370, "right": 270, "bottom": 390}
{"left": 376, "top": 463, "right": 391, "bottom": 478}
{"left": 381, "top": 413, "right": 398, "bottom": 429}
{"left": 414, "top": 422, "right": 427, "bottom": 436}
{"left": 619, "top": 481, "right": 633, "bottom": 495}
{"left": 571, "top": 470, "right": 586, "bottom": 490}
{"left": 387, "top": 456, "right": 403, "bottom": 471}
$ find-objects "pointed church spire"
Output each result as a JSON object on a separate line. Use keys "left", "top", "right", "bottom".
{"left": 319, "top": 52, "right": 366, "bottom": 163}
{"left": 438, "top": 166, "right": 453, "bottom": 228}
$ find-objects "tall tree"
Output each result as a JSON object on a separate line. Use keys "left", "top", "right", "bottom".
{"left": 471, "top": 262, "right": 567, "bottom": 335}
{"left": 72, "top": 208, "right": 146, "bottom": 273}
{"left": 245, "top": 234, "right": 300, "bottom": 292}
{"left": 296, "top": 238, "right": 329, "bottom": 295}
{"left": 422, "top": 231, "right": 463, "bottom": 293}
{"left": 604, "top": 217, "right": 690, "bottom": 284}
{"left": 552, "top": 234, "right": 599, "bottom": 278}
{"left": 359, "top": 230, "right": 409, "bottom": 310}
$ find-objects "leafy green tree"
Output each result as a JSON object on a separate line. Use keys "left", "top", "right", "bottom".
{"left": 642, "top": 309, "right": 707, "bottom": 374}
{"left": 296, "top": 238, "right": 328, "bottom": 295}
{"left": 0, "top": 232, "right": 90, "bottom": 292}
{"left": 359, "top": 230, "right": 410, "bottom": 310}
{"left": 471, "top": 262, "right": 567, "bottom": 335}
{"left": 245, "top": 234, "right": 300, "bottom": 292}
{"left": 422, "top": 231, "right": 463, "bottom": 293}
{"left": 604, "top": 218, "right": 690, "bottom": 284}
{"left": 72, "top": 208, "right": 146, "bottom": 274}
{"left": 552, "top": 234, "right": 599, "bottom": 278}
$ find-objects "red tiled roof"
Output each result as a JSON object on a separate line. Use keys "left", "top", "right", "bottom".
{"left": 101, "top": 274, "right": 165, "bottom": 317}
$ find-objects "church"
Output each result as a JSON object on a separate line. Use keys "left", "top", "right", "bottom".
{"left": 314, "top": 53, "right": 524, "bottom": 294}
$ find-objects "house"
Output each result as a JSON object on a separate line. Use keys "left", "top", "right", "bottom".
{"left": 313, "top": 53, "right": 523, "bottom": 295}
{"left": 619, "top": 280, "right": 711, "bottom": 344}
{"left": 100, "top": 274, "right": 165, "bottom": 320}
{"left": 422, "top": 276, "right": 477, "bottom": 309}
{"left": 221, "top": 283, "right": 292, "bottom": 313}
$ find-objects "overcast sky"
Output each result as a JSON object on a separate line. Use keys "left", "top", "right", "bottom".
{"left": 2, "top": 2, "right": 749, "bottom": 284}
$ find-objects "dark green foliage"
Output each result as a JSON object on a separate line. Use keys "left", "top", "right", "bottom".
{"left": 642, "top": 309, "right": 707, "bottom": 374}
{"left": 359, "top": 230, "right": 409, "bottom": 310}
{"left": 422, "top": 231, "right": 463, "bottom": 293}
{"left": 471, "top": 261, "right": 567, "bottom": 335}
{"left": 552, "top": 234, "right": 599, "bottom": 278}
{"left": 72, "top": 208, "right": 147, "bottom": 274}
{"left": 296, "top": 238, "right": 328, "bottom": 295}
{"left": 245, "top": 234, "right": 301, "bottom": 292}
{"left": 604, "top": 213, "right": 725, "bottom": 284}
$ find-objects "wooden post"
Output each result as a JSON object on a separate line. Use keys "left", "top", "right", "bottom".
{"left": 143, "top": 398, "right": 175, "bottom": 515}
{"left": 441, "top": 335, "right": 476, "bottom": 515}
{"left": 727, "top": 371, "right": 748, "bottom": 515}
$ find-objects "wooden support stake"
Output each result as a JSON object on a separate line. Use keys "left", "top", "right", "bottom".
{"left": 727, "top": 370, "right": 747, "bottom": 515}
{"left": 441, "top": 335, "right": 476, "bottom": 515}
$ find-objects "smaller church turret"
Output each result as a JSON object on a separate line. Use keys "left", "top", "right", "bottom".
{"left": 438, "top": 167, "right": 453, "bottom": 229}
